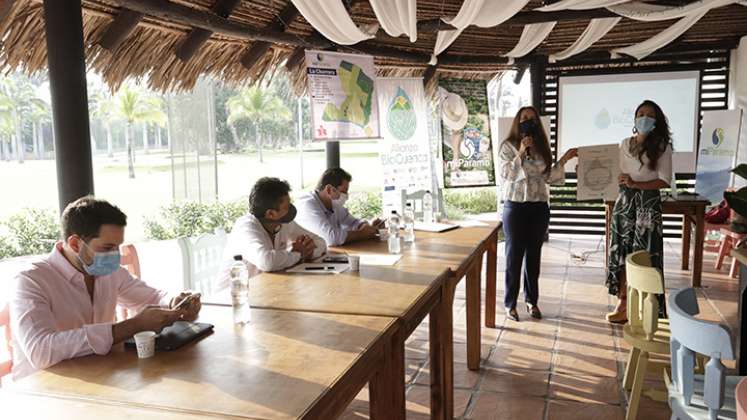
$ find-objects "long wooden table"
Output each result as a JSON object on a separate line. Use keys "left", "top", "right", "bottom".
{"left": 7, "top": 306, "right": 399, "bottom": 419}
{"left": 205, "top": 222, "right": 501, "bottom": 420}
{"left": 605, "top": 195, "right": 710, "bottom": 287}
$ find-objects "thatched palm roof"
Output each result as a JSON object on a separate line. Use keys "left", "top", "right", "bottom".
{"left": 1, "top": 0, "right": 746, "bottom": 93}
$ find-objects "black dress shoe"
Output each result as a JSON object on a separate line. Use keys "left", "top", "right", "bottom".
{"left": 507, "top": 307, "right": 519, "bottom": 322}
{"left": 527, "top": 304, "right": 542, "bottom": 320}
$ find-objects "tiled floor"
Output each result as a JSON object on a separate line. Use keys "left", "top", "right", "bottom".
{"left": 339, "top": 235, "right": 741, "bottom": 419}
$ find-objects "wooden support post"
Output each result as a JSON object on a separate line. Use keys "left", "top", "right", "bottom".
{"left": 97, "top": 9, "right": 142, "bottom": 51}
{"left": 43, "top": 0, "right": 94, "bottom": 213}
{"left": 175, "top": 0, "right": 242, "bottom": 61}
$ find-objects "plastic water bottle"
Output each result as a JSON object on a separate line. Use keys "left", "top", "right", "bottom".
{"left": 229, "top": 254, "right": 250, "bottom": 325}
{"left": 423, "top": 190, "right": 434, "bottom": 224}
{"left": 388, "top": 211, "right": 401, "bottom": 254}
{"left": 403, "top": 203, "right": 415, "bottom": 243}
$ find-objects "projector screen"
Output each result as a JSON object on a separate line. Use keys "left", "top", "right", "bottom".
{"left": 557, "top": 71, "right": 701, "bottom": 172}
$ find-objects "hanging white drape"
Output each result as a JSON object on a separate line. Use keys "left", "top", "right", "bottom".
{"left": 503, "top": 22, "right": 556, "bottom": 57}
{"left": 537, "top": 0, "right": 628, "bottom": 12}
{"left": 432, "top": 0, "right": 530, "bottom": 63}
{"left": 611, "top": 11, "right": 707, "bottom": 59}
{"left": 291, "top": 0, "right": 378, "bottom": 45}
{"left": 549, "top": 17, "right": 620, "bottom": 62}
{"left": 607, "top": 0, "right": 735, "bottom": 21}
{"left": 370, "top": 0, "right": 418, "bottom": 42}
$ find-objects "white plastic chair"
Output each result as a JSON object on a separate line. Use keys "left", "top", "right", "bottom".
{"left": 666, "top": 288, "right": 744, "bottom": 420}
{"left": 177, "top": 229, "right": 228, "bottom": 295}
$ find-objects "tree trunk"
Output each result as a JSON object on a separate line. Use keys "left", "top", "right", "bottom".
{"left": 256, "top": 130, "right": 263, "bottom": 163}
{"left": 126, "top": 124, "right": 135, "bottom": 178}
{"left": 32, "top": 122, "right": 39, "bottom": 159}
{"left": 39, "top": 123, "right": 47, "bottom": 159}
{"left": 142, "top": 122, "right": 149, "bottom": 154}
{"left": 156, "top": 125, "right": 162, "bottom": 149}
{"left": 106, "top": 123, "right": 113, "bottom": 158}
{"left": 14, "top": 110, "right": 24, "bottom": 164}
{"left": 230, "top": 124, "right": 239, "bottom": 152}
{"left": 0, "top": 138, "right": 7, "bottom": 161}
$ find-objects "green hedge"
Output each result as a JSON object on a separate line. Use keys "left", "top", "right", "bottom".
{"left": 444, "top": 188, "right": 497, "bottom": 216}
{"left": 144, "top": 199, "right": 250, "bottom": 240}
{"left": 0, "top": 208, "right": 60, "bottom": 259}
{"left": 346, "top": 191, "right": 382, "bottom": 220}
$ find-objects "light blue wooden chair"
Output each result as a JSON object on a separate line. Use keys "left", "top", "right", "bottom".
{"left": 666, "top": 288, "right": 743, "bottom": 420}
{"left": 177, "top": 229, "right": 228, "bottom": 295}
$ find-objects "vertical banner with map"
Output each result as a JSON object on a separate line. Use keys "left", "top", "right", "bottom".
{"left": 439, "top": 78, "right": 495, "bottom": 188}
{"left": 305, "top": 50, "right": 380, "bottom": 141}
{"left": 695, "top": 109, "right": 743, "bottom": 205}
{"left": 377, "top": 78, "right": 433, "bottom": 215}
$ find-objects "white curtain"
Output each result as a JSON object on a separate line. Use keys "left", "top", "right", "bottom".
{"left": 611, "top": 11, "right": 707, "bottom": 59}
{"left": 537, "top": 0, "right": 628, "bottom": 12}
{"left": 432, "top": 0, "right": 530, "bottom": 62}
{"left": 291, "top": 0, "right": 378, "bottom": 45}
{"left": 503, "top": 22, "right": 556, "bottom": 57}
{"left": 549, "top": 17, "right": 620, "bottom": 62}
{"left": 608, "top": 0, "right": 735, "bottom": 21}
{"left": 370, "top": 0, "right": 418, "bottom": 42}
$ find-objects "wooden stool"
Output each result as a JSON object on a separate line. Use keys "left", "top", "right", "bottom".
{"left": 716, "top": 228, "right": 747, "bottom": 279}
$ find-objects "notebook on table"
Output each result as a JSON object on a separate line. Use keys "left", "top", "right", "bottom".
{"left": 125, "top": 321, "right": 214, "bottom": 351}
{"left": 414, "top": 222, "right": 459, "bottom": 233}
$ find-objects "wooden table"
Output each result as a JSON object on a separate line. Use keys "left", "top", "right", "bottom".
{"left": 733, "top": 248, "right": 747, "bottom": 375}
{"left": 205, "top": 222, "right": 501, "bottom": 420}
{"left": 605, "top": 195, "right": 710, "bottom": 287}
{"left": 7, "top": 306, "right": 399, "bottom": 420}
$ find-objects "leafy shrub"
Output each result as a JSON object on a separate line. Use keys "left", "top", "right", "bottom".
{"left": 144, "top": 199, "right": 250, "bottom": 240}
{"left": 0, "top": 208, "right": 60, "bottom": 259}
{"left": 444, "top": 188, "right": 497, "bottom": 215}
{"left": 347, "top": 191, "right": 382, "bottom": 220}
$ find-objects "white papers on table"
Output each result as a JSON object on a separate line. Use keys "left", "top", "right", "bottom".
{"left": 456, "top": 220, "right": 489, "bottom": 228}
{"left": 357, "top": 254, "right": 402, "bottom": 266}
{"left": 414, "top": 222, "right": 459, "bottom": 232}
{"left": 286, "top": 263, "right": 349, "bottom": 274}
{"left": 577, "top": 144, "right": 620, "bottom": 201}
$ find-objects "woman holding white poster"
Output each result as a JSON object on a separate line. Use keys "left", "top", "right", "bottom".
{"left": 605, "top": 100, "right": 673, "bottom": 324}
{"left": 499, "top": 106, "right": 577, "bottom": 321}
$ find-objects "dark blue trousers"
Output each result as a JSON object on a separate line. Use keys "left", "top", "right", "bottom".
{"left": 502, "top": 201, "right": 550, "bottom": 309}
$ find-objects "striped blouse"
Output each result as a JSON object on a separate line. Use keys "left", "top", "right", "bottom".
{"left": 498, "top": 140, "right": 565, "bottom": 203}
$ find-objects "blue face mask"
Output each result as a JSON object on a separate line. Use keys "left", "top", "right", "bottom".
{"left": 635, "top": 116, "right": 656, "bottom": 135}
{"left": 77, "top": 242, "right": 121, "bottom": 277}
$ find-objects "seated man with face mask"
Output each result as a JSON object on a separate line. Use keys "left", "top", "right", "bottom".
{"left": 295, "top": 168, "right": 385, "bottom": 247}
{"left": 10, "top": 197, "right": 201, "bottom": 379}
{"left": 223, "top": 177, "right": 326, "bottom": 278}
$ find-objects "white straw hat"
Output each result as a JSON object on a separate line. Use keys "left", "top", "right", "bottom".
{"left": 439, "top": 88, "right": 468, "bottom": 131}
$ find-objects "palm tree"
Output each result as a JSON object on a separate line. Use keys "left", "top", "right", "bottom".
{"left": 0, "top": 111, "right": 13, "bottom": 161}
{"left": 90, "top": 90, "right": 117, "bottom": 158}
{"left": 28, "top": 96, "right": 51, "bottom": 160}
{"left": 226, "top": 86, "right": 291, "bottom": 163}
{"left": 115, "top": 84, "right": 166, "bottom": 178}
{"left": 0, "top": 75, "right": 45, "bottom": 163}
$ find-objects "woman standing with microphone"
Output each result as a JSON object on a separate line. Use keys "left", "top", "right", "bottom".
{"left": 605, "top": 100, "right": 673, "bottom": 324}
{"left": 499, "top": 106, "right": 577, "bottom": 321}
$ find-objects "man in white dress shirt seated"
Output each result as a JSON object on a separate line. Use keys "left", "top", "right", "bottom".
{"left": 295, "top": 168, "right": 385, "bottom": 247}
{"left": 223, "top": 177, "right": 326, "bottom": 278}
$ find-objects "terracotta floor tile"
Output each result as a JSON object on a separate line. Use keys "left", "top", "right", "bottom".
{"left": 488, "top": 346, "right": 553, "bottom": 371}
{"left": 405, "top": 384, "right": 472, "bottom": 419}
{"left": 479, "top": 367, "right": 549, "bottom": 397}
{"left": 547, "top": 400, "right": 624, "bottom": 420}
{"left": 415, "top": 362, "right": 481, "bottom": 389}
{"left": 554, "top": 348, "right": 620, "bottom": 377}
{"left": 549, "top": 373, "right": 623, "bottom": 404}
{"left": 466, "top": 394, "right": 545, "bottom": 420}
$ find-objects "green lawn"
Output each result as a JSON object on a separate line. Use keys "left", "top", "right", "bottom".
{"left": 0, "top": 143, "right": 384, "bottom": 242}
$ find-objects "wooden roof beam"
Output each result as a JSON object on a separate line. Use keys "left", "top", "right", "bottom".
{"left": 175, "top": 0, "right": 242, "bottom": 62}
{"left": 97, "top": 9, "right": 143, "bottom": 51}
{"left": 240, "top": 2, "right": 301, "bottom": 71}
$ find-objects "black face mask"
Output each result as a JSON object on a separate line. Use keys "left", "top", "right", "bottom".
{"left": 270, "top": 204, "right": 297, "bottom": 224}
{"left": 519, "top": 119, "right": 538, "bottom": 137}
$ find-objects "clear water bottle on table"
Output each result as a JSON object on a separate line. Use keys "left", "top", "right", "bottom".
{"left": 229, "top": 254, "right": 251, "bottom": 325}
{"left": 388, "top": 210, "right": 401, "bottom": 254}
{"left": 403, "top": 203, "right": 415, "bottom": 243}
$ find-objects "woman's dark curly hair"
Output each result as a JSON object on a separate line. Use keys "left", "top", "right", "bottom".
{"left": 633, "top": 99, "right": 672, "bottom": 171}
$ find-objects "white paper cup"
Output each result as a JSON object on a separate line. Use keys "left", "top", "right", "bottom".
{"left": 134, "top": 331, "right": 156, "bottom": 359}
{"left": 348, "top": 255, "right": 360, "bottom": 271}
{"left": 378, "top": 229, "right": 388, "bottom": 241}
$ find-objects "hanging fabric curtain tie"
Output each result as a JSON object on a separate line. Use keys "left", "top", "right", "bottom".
{"left": 536, "top": 0, "right": 628, "bottom": 12}
{"left": 607, "top": 0, "right": 736, "bottom": 21}
{"left": 548, "top": 17, "right": 621, "bottom": 62}
{"left": 370, "top": 0, "right": 418, "bottom": 42}
{"left": 291, "top": 0, "right": 379, "bottom": 45}
{"left": 503, "top": 22, "right": 556, "bottom": 58}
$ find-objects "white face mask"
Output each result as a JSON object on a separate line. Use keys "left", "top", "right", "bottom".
{"left": 333, "top": 192, "right": 348, "bottom": 206}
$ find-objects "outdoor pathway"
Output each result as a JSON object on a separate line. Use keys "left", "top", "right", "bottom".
{"left": 340, "top": 235, "right": 740, "bottom": 420}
